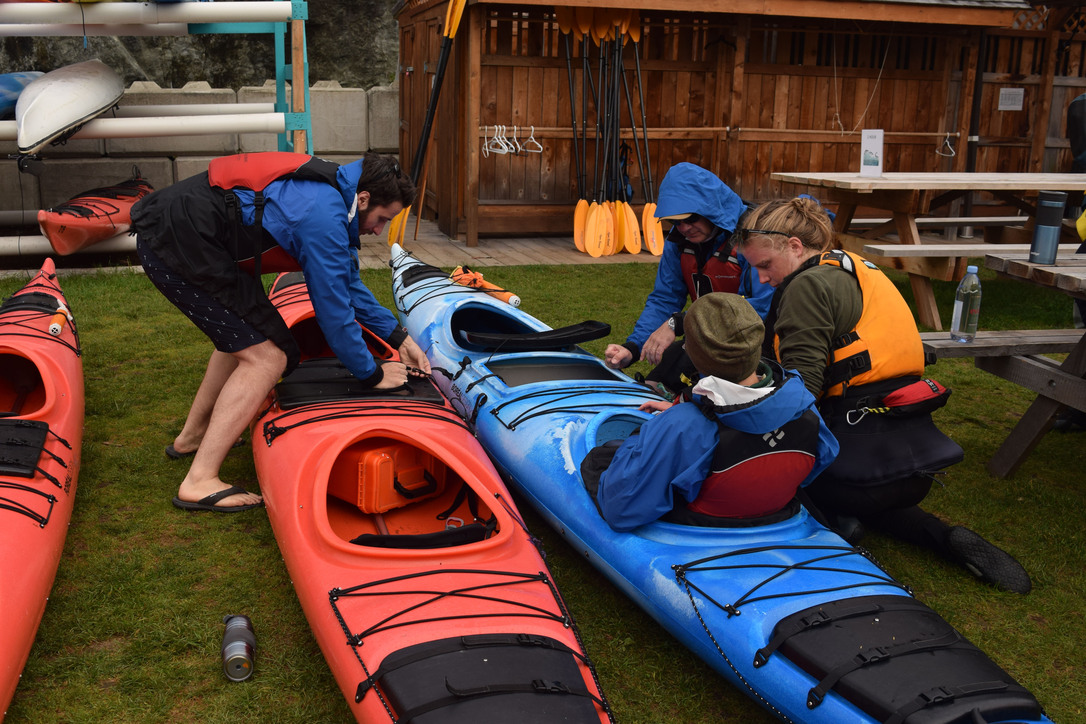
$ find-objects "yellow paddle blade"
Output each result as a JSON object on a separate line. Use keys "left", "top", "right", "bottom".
{"left": 627, "top": 9, "right": 641, "bottom": 43}
{"left": 554, "top": 6, "right": 575, "bottom": 35}
{"left": 387, "top": 206, "right": 410, "bottom": 247}
{"left": 613, "top": 201, "right": 627, "bottom": 252}
{"left": 573, "top": 198, "right": 590, "bottom": 252}
{"left": 593, "top": 9, "right": 611, "bottom": 41}
{"left": 642, "top": 203, "right": 664, "bottom": 256}
{"left": 575, "top": 6, "right": 593, "bottom": 36}
{"left": 584, "top": 204, "right": 607, "bottom": 258}
{"left": 622, "top": 201, "right": 642, "bottom": 254}
{"left": 603, "top": 202, "right": 618, "bottom": 255}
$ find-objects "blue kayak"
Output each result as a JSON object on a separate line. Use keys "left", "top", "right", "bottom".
{"left": 389, "top": 243, "right": 1051, "bottom": 724}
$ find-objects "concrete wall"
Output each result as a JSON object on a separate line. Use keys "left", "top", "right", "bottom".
{"left": 1, "top": 79, "right": 399, "bottom": 213}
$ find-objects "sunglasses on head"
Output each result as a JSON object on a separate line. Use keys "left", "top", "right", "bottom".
{"left": 738, "top": 228, "right": 793, "bottom": 242}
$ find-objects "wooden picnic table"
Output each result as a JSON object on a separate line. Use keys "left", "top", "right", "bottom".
{"left": 770, "top": 171, "right": 1086, "bottom": 330}
{"left": 971, "top": 250, "right": 1086, "bottom": 478}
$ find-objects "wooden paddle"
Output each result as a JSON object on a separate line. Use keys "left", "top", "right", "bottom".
{"left": 388, "top": 0, "right": 468, "bottom": 246}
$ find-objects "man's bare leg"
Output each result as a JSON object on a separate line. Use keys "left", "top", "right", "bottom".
{"left": 171, "top": 350, "right": 239, "bottom": 455}
{"left": 175, "top": 340, "right": 285, "bottom": 509}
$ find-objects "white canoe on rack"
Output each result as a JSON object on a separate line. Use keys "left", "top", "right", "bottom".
{"left": 15, "top": 59, "right": 124, "bottom": 155}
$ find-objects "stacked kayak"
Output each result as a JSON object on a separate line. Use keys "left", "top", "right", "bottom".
{"left": 252, "top": 272, "right": 613, "bottom": 724}
{"left": 389, "top": 243, "right": 1051, "bottom": 724}
{"left": 15, "top": 59, "right": 124, "bottom": 155}
{"left": 37, "top": 171, "right": 154, "bottom": 255}
{"left": 0, "top": 259, "right": 84, "bottom": 718}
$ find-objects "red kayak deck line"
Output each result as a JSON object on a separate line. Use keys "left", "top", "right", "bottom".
{"left": 0, "top": 258, "right": 84, "bottom": 720}
{"left": 251, "top": 272, "right": 613, "bottom": 723}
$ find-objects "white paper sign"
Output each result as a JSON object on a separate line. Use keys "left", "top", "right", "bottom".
{"left": 998, "top": 88, "right": 1024, "bottom": 112}
{"left": 860, "top": 129, "right": 884, "bottom": 177}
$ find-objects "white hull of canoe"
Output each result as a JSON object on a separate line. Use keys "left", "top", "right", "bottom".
{"left": 15, "top": 59, "right": 124, "bottom": 154}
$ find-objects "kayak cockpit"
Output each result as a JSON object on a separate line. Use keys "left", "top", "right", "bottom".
{"left": 325, "top": 436, "right": 499, "bottom": 549}
{"left": 0, "top": 353, "right": 45, "bottom": 417}
{"left": 450, "top": 305, "right": 609, "bottom": 353}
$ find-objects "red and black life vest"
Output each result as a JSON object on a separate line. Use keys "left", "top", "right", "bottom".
{"left": 207, "top": 152, "right": 342, "bottom": 275}
{"left": 687, "top": 408, "right": 822, "bottom": 519}
{"left": 676, "top": 235, "right": 743, "bottom": 300}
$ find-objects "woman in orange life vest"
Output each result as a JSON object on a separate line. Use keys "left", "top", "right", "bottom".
{"left": 131, "top": 152, "right": 431, "bottom": 513}
{"left": 734, "top": 196, "right": 1031, "bottom": 594}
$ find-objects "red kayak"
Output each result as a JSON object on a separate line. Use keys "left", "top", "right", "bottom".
{"left": 252, "top": 272, "right": 613, "bottom": 724}
{"left": 36, "top": 172, "right": 154, "bottom": 255}
{"left": 0, "top": 259, "right": 83, "bottom": 719}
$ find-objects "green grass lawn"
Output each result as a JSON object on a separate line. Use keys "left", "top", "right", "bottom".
{"left": 4, "top": 261, "right": 1084, "bottom": 724}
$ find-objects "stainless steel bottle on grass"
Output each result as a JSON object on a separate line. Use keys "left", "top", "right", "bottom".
{"left": 221, "top": 614, "right": 256, "bottom": 682}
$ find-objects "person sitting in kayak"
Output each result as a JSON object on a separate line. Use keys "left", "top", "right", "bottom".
{"left": 602, "top": 163, "right": 773, "bottom": 397}
{"left": 130, "top": 151, "right": 431, "bottom": 513}
{"left": 735, "top": 196, "right": 1031, "bottom": 593}
{"left": 583, "top": 293, "right": 838, "bottom": 531}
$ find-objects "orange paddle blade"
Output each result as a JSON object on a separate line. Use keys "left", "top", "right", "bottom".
{"left": 584, "top": 204, "right": 607, "bottom": 258}
{"left": 622, "top": 201, "right": 642, "bottom": 254}
{"left": 575, "top": 6, "right": 593, "bottom": 36}
{"left": 642, "top": 203, "right": 664, "bottom": 256}
{"left": 603, "top": 202, "right": 618, "bottom": 255}
{"left": 627, "top": 9, "right": 641, "bottom": 43}
{"left": 573, "top": 198, "right": 590, "bottom": 252}
{"left": 554, "top": 6, "right": 575, "bottom": 35}
{"left": 387, "top": 206, "right": 410, "bottom": 247}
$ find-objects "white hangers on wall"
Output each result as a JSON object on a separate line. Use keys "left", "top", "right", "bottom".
{"left": 481, "top": 124, "right": 543, "bottom": 156}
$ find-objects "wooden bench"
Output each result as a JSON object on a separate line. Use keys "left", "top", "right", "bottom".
{"left": 850, "top": 215, "right": 1028, "bottom": 235}
{"left": 919, "top": 329, "right": 1085, "bottom": 363}
{"left": 858, "top": 243, "right": 1083, "bottom": 282}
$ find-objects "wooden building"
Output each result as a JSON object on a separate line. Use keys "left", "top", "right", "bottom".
{"left": 394, "top": 0, "right": 1086, "bottom": 245}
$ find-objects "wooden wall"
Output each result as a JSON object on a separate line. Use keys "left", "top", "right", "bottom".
{"left": 395, "top": 2, "right": 1086, "bottom": 243}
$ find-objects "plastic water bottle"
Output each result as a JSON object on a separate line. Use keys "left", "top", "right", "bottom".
{"left": 950, "top": 265, "right": 982, "bottom": 343}
{"left": 221, "top": 614, "right": 256, "bottom": 682}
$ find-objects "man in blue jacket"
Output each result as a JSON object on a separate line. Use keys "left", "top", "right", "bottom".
{"left": 603, "top": 163, "right": 772, "bottom": 396}
{"left": 587, "top": 293, "right": 837, "bottom": 531}
{"left": 131, "top": 152, "right": 430, "bottom": 512}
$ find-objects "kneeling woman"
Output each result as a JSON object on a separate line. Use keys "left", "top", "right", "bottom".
{"left": 735, "top": 197, "right": 1031, "bottom": 594}
{"left": 583, "top": 293, "right": 838, "bottom": 531}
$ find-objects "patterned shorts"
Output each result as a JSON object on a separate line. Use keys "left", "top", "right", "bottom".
{"left": 137, "top": 239, "right": 266, "bottom": 353}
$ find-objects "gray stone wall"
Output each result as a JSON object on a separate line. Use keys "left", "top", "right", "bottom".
{"left": 0, "top": 0, "right": 400, "bottom": 90}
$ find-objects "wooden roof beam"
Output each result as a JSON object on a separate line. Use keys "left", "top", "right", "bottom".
{"left": 488, "top": 0, "right": 1025, "bottom": 29}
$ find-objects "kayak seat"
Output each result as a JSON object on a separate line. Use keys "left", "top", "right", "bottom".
{"left": 329, "top": 438, "right": 448, "bottom": 514}
{"left": 458, "top": 320, "right": 611, "bottom": 352}
{"left": 355, "top": 634, "right": 605, "bottom": 723}
{"left": 763, "top": 594, "right": 1043, "bottom": 723}
{"left": 349, "top": 521, "right": 492, "bottom": 549}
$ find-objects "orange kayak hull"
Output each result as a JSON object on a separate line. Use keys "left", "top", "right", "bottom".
{"left": 37, "top": 175, "right": 153, "bottom": 256}
{"left": 252, "top": 273, "right": 612, "bottom": 723}
{"left": 0, "top": 259, "right": 84, "bottom": 719}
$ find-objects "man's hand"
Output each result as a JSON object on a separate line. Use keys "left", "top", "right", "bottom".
{"left": 375, "top": 361, "right": 409, "bottom": 389}
{"left": 640, "top": 324, "right": 677, "bottom": 365}
{"left": 604, "top": 343, "right": 633, "bottom": 369}
{"left": 398, "top": 336, "right": 431, "bottom": 375}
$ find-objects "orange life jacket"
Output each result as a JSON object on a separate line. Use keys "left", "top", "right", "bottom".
{"left": 207, "top": 152, "right": 342, "bottom": 275}
{"left": 775, "top": 250, "right": 924, "bottom": 399}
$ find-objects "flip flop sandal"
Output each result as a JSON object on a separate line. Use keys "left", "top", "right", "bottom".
{"left": 172, "top": 485, "right": 264, "bottom": 513}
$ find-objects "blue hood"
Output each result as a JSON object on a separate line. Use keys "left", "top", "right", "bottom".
{"left": 654, "top": 163, "right": 747, "bottom": 233}
{"left": 337, "top": 159, "right": 364, "bottom": 240}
